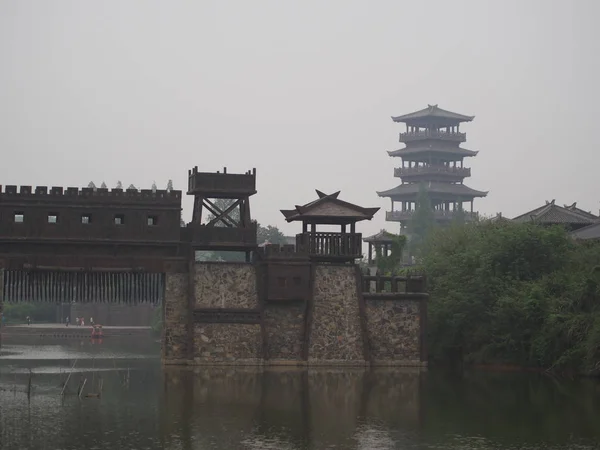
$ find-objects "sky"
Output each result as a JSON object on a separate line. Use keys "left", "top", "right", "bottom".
{"left": 1, "top": 0, "right": 598, "bottom": 238}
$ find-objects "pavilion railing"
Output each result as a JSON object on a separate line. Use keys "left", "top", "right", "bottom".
{"left": 399, "top": 130, "right": 466, "bottom": 143}
{"left": 394, "top": 166, "right": 471, "bottom": 178}
{"left": 386, "top": 210, "right": 478, "bottom": 222}
{"left": 295, "top": 232, "right": 362, "bottom": 259}
{"left": 362, "top": 274, "right": 427, "bottom": 295}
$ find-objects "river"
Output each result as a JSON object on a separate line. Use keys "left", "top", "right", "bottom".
{"left": 1, "top": 336, "right": 599, "bottom": 450}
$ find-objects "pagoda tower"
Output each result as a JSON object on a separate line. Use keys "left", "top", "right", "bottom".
{"left": 377, "top": 104, "right": 488, "bottom": 233}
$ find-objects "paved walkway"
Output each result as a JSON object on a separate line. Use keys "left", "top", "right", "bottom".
{"left": 6, "top": 323, "right": 151, "bottom": 330}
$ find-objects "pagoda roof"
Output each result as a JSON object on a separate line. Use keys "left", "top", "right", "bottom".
{"left": 571, "top": 222, "right": 600, "bottom": 240}
{"left": 512, "top": 200, "right": 598, "bottom": 225}
{"left": 377, "top": 182, "right": 488, "bottom": 199}
{"left": 392, "top": 104, "right": 474, "bottom": 125}
{"left": 363, "top": 229, "right": 397, "bottom": 243}
{"left": 388, "top": 145, "right": 478, "bottom": 158}
{"left": 281, "top": 190, "right": 380, "bottom": 224}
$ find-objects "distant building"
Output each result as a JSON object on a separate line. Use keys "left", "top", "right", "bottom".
{"left": 377, "top": 104, "right": 488, "bottom": 233}
{"left": 512, "top": 200, "right": 598, "bottom": 232}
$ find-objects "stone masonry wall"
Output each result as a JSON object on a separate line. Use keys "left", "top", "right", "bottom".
{"left": 192, "top": 263, "right": 262, "bottom": 364}
{"left": 308, "top": 265, "right": 365, "bottom": 364}
{"left": 263, "top": 304, "right": 304, "bottom": 362}
{"left": 163, "top": 272, "right": 190, "bottom": 364}
{"left": 365, "top": 299, "right": 421, "bottom": 365}
{"left": 194, "top": 263, "right": 258, "bottom": 308}
{"left": 193, "top": 323, "right": 262, "bottom": 364}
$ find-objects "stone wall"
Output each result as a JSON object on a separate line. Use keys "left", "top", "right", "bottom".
{"left": 163, "top": 272, "right": 190, "bottom": 364}
{"left": 308, "top": 265, "right": 366, "bottom": 364}
{"left": 263, "top": 304, "right": 305, "bottom": 362}
{"left": 193, "top": 323, "right": 262, "bottom": 364}
{"left": 365, "top": 298, "right": 422, "bottom": 365}
{"left": 194, "top": 263, "right": 258, "bottom": 308}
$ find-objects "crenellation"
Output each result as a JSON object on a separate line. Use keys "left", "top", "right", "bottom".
{"left": 0, "top": 183, "right": 182, "bottom": 201}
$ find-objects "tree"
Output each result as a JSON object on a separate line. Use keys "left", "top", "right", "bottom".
{"left": 407, "top": 183, "right": 435, "bottom": 258}
{"left": 257, "top": 224, "right": 287, "bottom": 245}
{"left": 422, "top": 220, "right": 600, "bottom": 374}
{"left": 166, "top": 180, "right": 173, "bottom": 192}
{"left": 100, "top": 181, "right": 107, "bottom": 189}
{"left": 116, "top": 181, "right": 123, "bottom": 189}
{"left": 375, "top": 234, "right": 407, "bottom": 275}
{"left": 88, "top": 181, "right": 96, "bottom": 190}
{"left": 152, "top": 181, "right": 157, "bottom": 192}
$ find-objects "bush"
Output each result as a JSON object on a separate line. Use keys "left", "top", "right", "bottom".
{"left": 423, "top": 220, "right": 600, "bottom": 374}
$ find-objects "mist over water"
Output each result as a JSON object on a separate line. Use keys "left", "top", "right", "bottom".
{"left": 1, "top": 337, "right": 600, "bottom": 450}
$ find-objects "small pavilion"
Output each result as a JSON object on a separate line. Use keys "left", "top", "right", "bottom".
{"left": 281, "top": 190, "right": 379, "bottom": 262}
{"left": 363, "top": 229, "right": 398, "bottom": 265}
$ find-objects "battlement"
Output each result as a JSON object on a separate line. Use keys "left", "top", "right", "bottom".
{"left": 187, "top": 166, "right": 256, "bottom": 197}
{"left": 0, "top": 185, "right": 182, "bottom": 204}
{"left": 257, "top": 244, "right": 309, "bottom": 261}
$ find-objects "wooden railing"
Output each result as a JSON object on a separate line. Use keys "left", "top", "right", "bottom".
{"left": 399, "top": 130, "right": 466, "bottom": 143}
{"left": 386, "top": 210, "right": 478, "bottom": 222}
{"left": 362, "top": 274, "right": 427, "bottom": 295}
{"left": 394, "top": 166, "right": 471, "bottom": 178}
{"left": 295, "top": 232, "right": 362, "bottom": 260}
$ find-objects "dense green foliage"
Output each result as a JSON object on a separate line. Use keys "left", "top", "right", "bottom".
{"left": 422, "top": 220, "right": 600, "bottom": 375}
{"left": 2, "top": 303, "right": 56, "bottom": 324}
{"left": 375, "top": 234, "right": 407, "bottom": 274}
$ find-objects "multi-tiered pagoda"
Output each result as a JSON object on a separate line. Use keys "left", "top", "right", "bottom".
{"left": 377, "top": 104, "right": 487, "bottom": 232}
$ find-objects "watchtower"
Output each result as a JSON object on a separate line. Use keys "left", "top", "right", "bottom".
{"left": 281, "top": 190, "right": 379, "bottom": 263}
{"left": 363, "top": 229, "right": 397, "bottom": 265}
{"left": 186, "top": 166, "right": 258, "bottom": 259}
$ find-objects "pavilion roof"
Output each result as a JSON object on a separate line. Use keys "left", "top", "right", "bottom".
{"left": 512, "top": 200, "right": 598, "bottom": 225}
{"left": 377, "top": 182, "right": 488, "bottom": 199}
{"left": 392, "top": 104, "right": 474, "bottom": 125}
{"left": 388, "top": 145, "right": 478, "bottom": 158}
{"left": 570, "top": 222, "right": 600, "bottom": 240}
{"left": 281, "top": 190, "right": 380, "bottom": 224}
{"left": 363, "top": 229, "right": 397, "bottom": 243}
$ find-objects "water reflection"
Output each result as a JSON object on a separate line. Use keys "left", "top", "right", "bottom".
{"left": 1, "top": 340, "right": 600, "bottom": 450}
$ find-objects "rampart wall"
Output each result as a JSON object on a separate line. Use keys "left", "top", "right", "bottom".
{"left": 0, "top": 185, "right": 182, "bottom": 242}
{"left": 162, "top": 257, "right": 426, "bottom": 367}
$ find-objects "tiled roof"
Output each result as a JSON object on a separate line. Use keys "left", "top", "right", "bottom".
{"left": 363, "top": 229, "right": 397, "bottom": 243}
{"left": 392, "top": 104, "right": 474, "bottom": 123}
{"left": 281, "top": 190, "right": 380, "bottom": 223}
{"left": 388, "top": 145, "right": 478, "bottom": 158}
{"left": 377, "top": 182, "right": 488, "bottom": 199}
{"left": 512, "top": 200, "right": 598, "bottom": 225}
{"left": 571, "top": 222, "right": 600, "bottom": 240}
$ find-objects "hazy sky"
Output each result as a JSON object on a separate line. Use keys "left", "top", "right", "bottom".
{"left": 1, "top": 0, "right": 598, "bottom": 237}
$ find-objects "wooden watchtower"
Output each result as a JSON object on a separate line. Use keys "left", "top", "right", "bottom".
{"left": 281, "top": 190, "right": 379, "bottom": 263}
{"left": 186, "top": 166, "right": 258, "bottom": 259}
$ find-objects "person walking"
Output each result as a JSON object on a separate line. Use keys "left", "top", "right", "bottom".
{"left": 65, "top": 316, "right": 70, "bottom": 327}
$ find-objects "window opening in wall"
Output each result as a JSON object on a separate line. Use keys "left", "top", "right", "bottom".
{"left": 14, "top": 212, "right": 24, "bottom": 223}
{"left": 114, "top": 214, "right": 125, "bottom": 225}
{"left": 48, "top": 213, "right": 58, "bottom": 224}
{"left": 81, "top": 214, "right": 92, "bottom": 224}
{"left": 147, "top": 215, "right": 158, "bottom": 226}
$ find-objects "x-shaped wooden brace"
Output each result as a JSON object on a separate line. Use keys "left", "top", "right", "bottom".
{"left": 203, "top": 198, "right": 242, "bottom": 227}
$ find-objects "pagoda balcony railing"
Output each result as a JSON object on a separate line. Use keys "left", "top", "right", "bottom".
{"left": 296, "top": 232, "right": 362, "bottom": 261}
{"left": 394, "top": 166, "right": 471, "bottom": 178}
{"left": 399, "top": 130, "right": 466, "bottom": 143}
{"left": 386, "top": 210, "right": 478, "bottom": 222}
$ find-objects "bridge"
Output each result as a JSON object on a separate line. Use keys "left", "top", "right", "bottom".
{"left": 0, "top": 167, "right": 428, "bottom": 367}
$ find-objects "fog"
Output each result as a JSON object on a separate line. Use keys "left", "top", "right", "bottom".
{"left": 1, "top": 0, "right": 598, "bottom": 236}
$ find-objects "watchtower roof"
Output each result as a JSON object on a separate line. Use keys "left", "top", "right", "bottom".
{"left": 377, "top": 181, "right": 488, "bottom": 200}
{"left": 363, "top": 229, "right": 397, "bottom": 243}
{"left": 388, "top": 145, "right": 478, "bottom": 158}
{"left": 392, "top": 104, "right": 474, "bottom": 126}
{"left": 281, "top": 190, "right": 380, "bottom": 225}
{"left": 512, "top": 200, "right": 598, "bottom": 225}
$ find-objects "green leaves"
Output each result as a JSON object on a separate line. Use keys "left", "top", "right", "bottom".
{"left": 423, "top": 220, "right": 600, "bottom": 374}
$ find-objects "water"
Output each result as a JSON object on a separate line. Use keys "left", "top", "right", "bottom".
{"left": 1, "top": 337, "right": 599, "bottom": 450}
